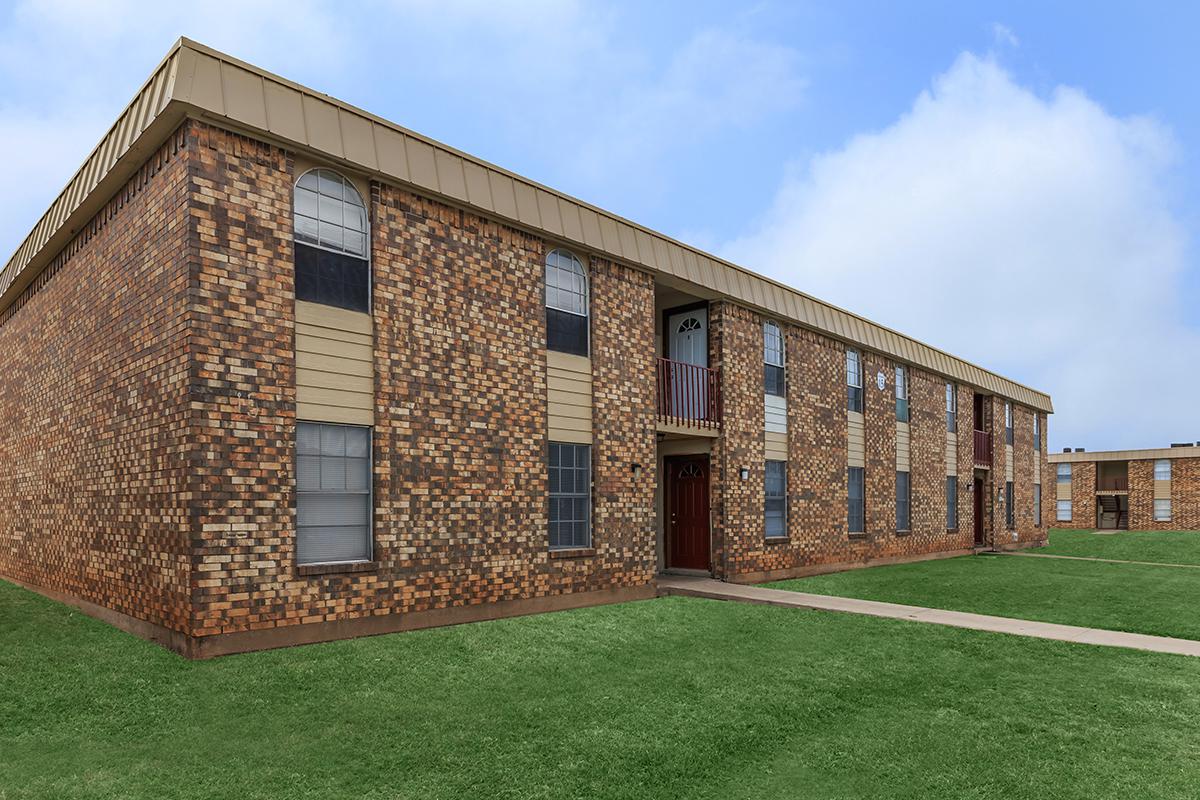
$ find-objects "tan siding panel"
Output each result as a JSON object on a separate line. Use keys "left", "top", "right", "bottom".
{"left": 764, "top": 395, "right": 787, "bottom": 434}
{"left": 295, "top": 302, "right": 374, "bottom": 424}
{"left": 847, "top": 411, "right": 865, "bottom": 468}
{"left": 946, "top": 430, "right": 958, "bottom": 476}
{"left": 1057, "top": 482, "right": 1072, "bottom": 501}
{"left": 297, "top": 369, "right": 373, "bottom": 394}
{"left": 765, "top": 431, "right": 788, "bottom": 461}
{"left": 1006, "top": 445, "right": 1014, "bottom": 481}
{"left": 896, "top": 422, "right": 910, "bottom": 472}
{"left": 297, "top": 350, "right": 372, "bottom": 378}
{"left": 1155, "top": 479, "right": 1172, "bottom": 500}
{"left": 296, "top": 403, "right": 372, "bottom": 426}
{"left": 546, "top": 352, "right": 592, "bottom": 443}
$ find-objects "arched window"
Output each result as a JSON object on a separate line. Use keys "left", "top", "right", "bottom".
{"left": 545, "top": 248, "right": 588, "bottom": 355}
{"left": 763, "top": 320, "right": 784, "bottom": 397}
{"left": 294, "top": 168, "right": 370, "bottom": 312}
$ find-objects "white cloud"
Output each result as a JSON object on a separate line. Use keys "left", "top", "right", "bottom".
{"left": 991, "top": 23, "right": 1019, "bottom": 48}
{"left": 725, "top": 53, "right": 1198, "bottom": 451}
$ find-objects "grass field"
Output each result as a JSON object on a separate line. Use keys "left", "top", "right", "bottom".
{"left": 1039, "top": 528, "right": 1200, "bottom": 565}
{"left": 4, "top": 578, "right": 1200, "bottom": 799}
{"left": 768, "top": 533, "right": 1200, "bottom": 640}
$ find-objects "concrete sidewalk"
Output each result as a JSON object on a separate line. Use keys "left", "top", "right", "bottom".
{"left": 657, "top": 575, "right": 1200, "bottom": 658}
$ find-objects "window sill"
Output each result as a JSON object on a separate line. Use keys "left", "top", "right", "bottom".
{"left": 297, "top": 560, "right": 378, "bottom": 577}
{"left": 848, "top": 532, "right": 868, "bottom": 541}
{"left": 549, "top": 547, "right": 596, "bottom": 560}
{"left": 764, "top": 536, "right": 790, "bottom": 544}
{"left": 946, "top": 528, "right": 959, "bottom": 534}
{"left": 895, "top": 529, "right": 911, "bottom": 537}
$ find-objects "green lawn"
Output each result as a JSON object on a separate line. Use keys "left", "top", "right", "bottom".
{"left": 768, "top": 552, "right": 1200, "bottom": 641}
{"left": 5, "top": 580, "right": 1200, "bottom": 799}
{"left": 1040, "top": 528, "right": 1200, "bottom": 565}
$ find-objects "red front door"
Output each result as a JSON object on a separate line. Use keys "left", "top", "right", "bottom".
{"left": 666, "top": 456, "right": 711, "bottom": 571}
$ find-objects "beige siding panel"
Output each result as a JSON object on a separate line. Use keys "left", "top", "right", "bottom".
{"left": 463, "top": 161, "right": 493, "bottom": 209}
{"left": 1057, "top": 481, "right": 1072, "bottom": 501}
{"left": 1155, "top": 480, "right": 1172, "bottom": 500}
{"left": 487, "top": 171, "right": 518, "bottom": 220}
{"left": 434, "top": 150, "right": 468, "bottom": 202}
{"left": 896, "top": 422, "right": 911, "bottom": 472}
{"left": 536, "top": 190, "right": 563, "bottom": 236}
{"left": 405, "top": 136, "right": 438, "bottom": 189}
{"left": 188, "top": 52, "right": 225, "bottom": 114}
{"left": 764, "top": 395, "right": 787, "bottom": 434}
{"left": 302, "top": 94, "right": 343, "bottom": 158}
{"left": 264, "top": 80, "right": 306, "bottom": 141}
{"left": 547, "top": 352, "right": 592, "bottom": 443}
{"left": 295, "top": 302, "right": 374, "bottom": 424}
{"left": 296, "top": 403, "right": 372, "bottom": 426}
{"left": 514, "top": 182, "right": 540, "bottom": 226}
{"left": 848, "top": 411, "right": 865, "bottom": 468}
{"left": 550, "top": 428, "right": 592, "bottom": 445}
{"left": 946, "top": 430, "right": 958, "bottom": 476}
{"left": 297, "top": 350, "right": 372, "bottom": 378}
{"left": 1006, "top": 445, "right": 1014, "bottom": 481}
{"left": 297, "top": 369, "right": 373, "bottom": 394}
{"left": 340, "top": 111, "right": 378, "bottom": 170}
{"left": 1033, "top": 456, "right": 1040, "bottom": 484}
{"left": 765, "top": 431, "right": 788, "bottom": 461}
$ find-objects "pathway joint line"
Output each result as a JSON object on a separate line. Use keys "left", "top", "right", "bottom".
{"left": 995, "top": 551, "right": 1200, "bottom": 570}
{"left": 656, "top": 575, "right": 1200, "bottom": 658}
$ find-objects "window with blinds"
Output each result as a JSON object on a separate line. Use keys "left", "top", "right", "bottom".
{"left": 296, "top": 422, "right": 372, "bottom": 565}
{"left": 765, "top": 460, "right": 787, "bottom": 538}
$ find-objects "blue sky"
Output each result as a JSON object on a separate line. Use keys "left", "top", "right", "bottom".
{"left": 0, "top": 0, "right": 1197, "bottom": 451}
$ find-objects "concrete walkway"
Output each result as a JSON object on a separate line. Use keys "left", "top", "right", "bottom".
{"left": 998, "top": 551, "right": 1200, "bottom": 570}
{"left": 657, "top": 575, "right": 1200, "bottom": 657}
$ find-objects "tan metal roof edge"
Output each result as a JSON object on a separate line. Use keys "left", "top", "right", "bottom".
{"left": 2, "top": 37, "right": 1053, "bottom": 413}
{"left": 1048, "top": 447, "right": 1200, "bottom": 463}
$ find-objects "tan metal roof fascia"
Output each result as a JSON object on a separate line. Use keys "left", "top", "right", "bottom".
{"left": 0, "top": 38, "right": 188, "bottom": 312}
{"left": 1048, "top": 447, "right": 1200, "bottom": 463}
{"left": 2, "top": 36, "right": 1052, "bottom": 413}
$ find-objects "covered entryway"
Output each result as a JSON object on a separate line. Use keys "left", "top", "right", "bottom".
{"left": 973, "top": 476, "right": 986, "bottom": 546}
{"left": 665, "top": 454, "right": 711, "bottom": 571}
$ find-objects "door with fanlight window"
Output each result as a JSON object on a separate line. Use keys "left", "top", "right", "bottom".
{"left": 665, "top": 455, "right": 711, "bottom": 571}
{"left": 666, "top": 307, "right": 708, "bottom": 420}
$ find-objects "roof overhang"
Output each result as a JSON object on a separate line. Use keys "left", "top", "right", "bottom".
{"left": 1, "top": 37, "right": 1053, "bottom": 413}
{"left": 1048, "top": 447, "right": 1200, "bottom": 463}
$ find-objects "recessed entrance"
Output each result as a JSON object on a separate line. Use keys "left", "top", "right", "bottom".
{"left": 665, "top": 455, "right": 711, "bottom": 571}
{"left": 973, "top": 476, "right": 986, "bottom": 546}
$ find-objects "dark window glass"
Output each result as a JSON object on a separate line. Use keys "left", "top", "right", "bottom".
{"left": 848, "top": 467, "right": 865, "bottom": 533}
{"left": 295, "top": 242, "right": 370, "bottom": 312}
{"left": 765, "top": 460, "right": 787, "bottom": 538}
{"left": 296, "top": 422, "right": 372, "bottom": 565}
{"left": 846, "top": 350, "right": 863, "bottom": 413}
{"left": 549, "top": 442, "right": 591, "bottom": 549}
{"left": 946, "top": 476, "right": 958, "bottom": 530}
{"left": 764, "top": 364, "right": 785, "bottom": 397}
{"left": 1006, "top": 481, "right": 1015, "bottom": 529}
{"left": 1034, "top": 483, "right": 1041, "bottom": 527}
{"left": 546, "top": 307, "right": 588, "bottom": 356}
{"left": 896, "top": 471, "right": 911, "bottom": 531}
{"left": 895, "top": 366, "right": 909, "bottom": 422}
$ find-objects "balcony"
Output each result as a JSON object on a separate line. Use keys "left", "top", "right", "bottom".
{"left": 656, "top": 356, "right": 721, "bottom": 431}
{"left": 1096, "top": 476, "right": 1129, "bottom": 492}
{"left": 973, "top": 429, "right": 993, "bottom": 468}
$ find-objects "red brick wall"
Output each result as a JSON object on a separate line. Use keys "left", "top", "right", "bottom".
{"left": 0, "top": 128, "right": 193, "bottom": 633}
{"left": 1126, "top": 457, "right": 1200, "bottom": 530}
{"left": 186, "top": 122, "right": 656, "bottom": 638}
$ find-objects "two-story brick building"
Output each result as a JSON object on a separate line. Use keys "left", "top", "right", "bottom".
{"left": 0, "top": 39, "right": 1052, "bottom": 657}
{"left": 1049, "top": 444, "right": 1200, "bottom": 530}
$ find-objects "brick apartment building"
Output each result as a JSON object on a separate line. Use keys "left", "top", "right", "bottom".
{"left": 0, "top": 39, "right": 1052, "bottom": 657}
{"left": 1048, "top": 444, "right": 1200, "bottom": 531}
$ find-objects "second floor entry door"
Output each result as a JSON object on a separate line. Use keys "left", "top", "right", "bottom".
{"left": 667, "top": 307, "right": 708, "bottom": 419}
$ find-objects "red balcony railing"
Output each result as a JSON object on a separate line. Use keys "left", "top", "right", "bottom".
{"left": 656, "top": 356, "right": 721, "bottom": 430}
{"left": 1096, "top": 476, "right": 1129, "bottom": 492}
{"left": 973, "top": 429, "right": 993, "bottom": 467}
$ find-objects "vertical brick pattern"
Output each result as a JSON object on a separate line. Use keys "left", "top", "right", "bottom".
{"left": 0, "top": 128, "right": 193, "bottom": 632}
{"left": 709, "top": 302, "right": 765, "bottom": 578}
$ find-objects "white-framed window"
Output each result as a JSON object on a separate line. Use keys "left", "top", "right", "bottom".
{"left": 765, "top": 460, "right": 787, "bottom": 538}
{"left": 545, "top": 249, "right": 589, "bottom": 356}
{"left": 549, "top": 441, "right": 591, "bottom": 549}
{"left": 895, "top": 365, "right": 909, "bottom": 422}
{"left": 1033, "top": 415, "right": 1041, "bottom": 451}
{"left": 1056, "top": 499, "right": 1072, "bottom": 521}
{"left": 946, "top": 476, "right": 958, "bottom": 530}
{"left": 294, "top": 168, "right": 370, "bottom": 312}
{"left": 1056, "top": 463, "right": 1072, "bottom": 483}
{"left": 896, "top": 471, "right": 911, "bottom": 531}
{"left": 763, "top": 321, "right": 785, "bottom": 397}
{"left": 1004, "top": 402, "right": 1013, "bottom": 445}
{"left": 1154, "top": 499, "right": 1172, "bottom": 521}
{"left": 296, "top": 422, "right": 372, "bottom": 565}
{"left": 848, "top": 467, "right": 865, "bottom": 533}
{"left": 1154, "top": 459, "right": 1171, "bottom": 481}
{"left": 946, "top": 383, "right": 957, "bottom": 433}
{"left": 846, "top": 349, "right": 863, "bottom": 413}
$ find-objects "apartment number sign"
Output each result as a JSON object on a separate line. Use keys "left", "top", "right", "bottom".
{"left": 876, "top": 371, "right": 886, "bottom": 391}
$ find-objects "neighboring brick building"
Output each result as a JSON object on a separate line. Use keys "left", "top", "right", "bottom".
{"left": 0, "top": 39, "right": 1053, "bottom": 656}
{"left": 1048, "top": 445, "right": 1200, "bottom": 531}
